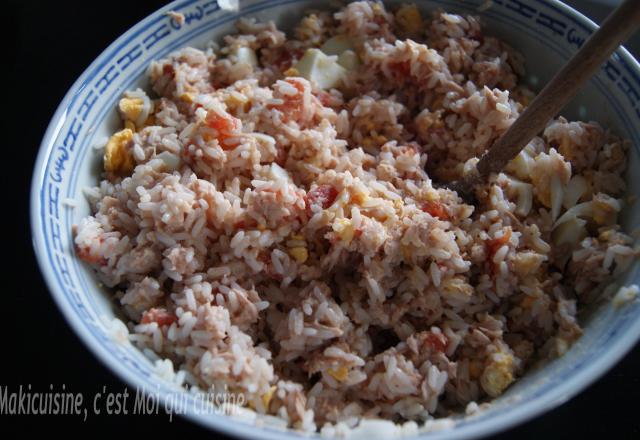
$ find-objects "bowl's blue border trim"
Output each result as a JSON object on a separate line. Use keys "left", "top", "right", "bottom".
{"left": 32, "top": 0, "right": 640, "bottom": 439}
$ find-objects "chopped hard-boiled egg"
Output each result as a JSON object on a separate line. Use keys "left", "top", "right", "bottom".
{"left": 320, "top": 35, "right": 355, "bottom": 56}
{"left": 118, "top": 97, "right": 144, "bottom": 124}
{"left": 480, "top": 352, "right": 515, "bottom": 397}
{"left": 530, "top": 149, "right": 571, "bottom": 216}
{"left": 553, "top": 193, "right": 620, "bottom": 229}
{"left": 350, "top": 188, "right": 368, "bottom": 205}
{"left": 551, "top": 216, "right": 588, "bottom": 249}
{"left": 288, "top": 247, "right": 309, "bottom": 264}
{"left": 441, "top": 277, "right": 473, "bottom": 301}
{"left": 512, "top": 251, "right": 545, "bottom": 276}
{"left": 333, "top": 218, "right": 355, "bottom": 244}
{"left": 508, "top": 149, "right": 535, "bottom": 181}
{"left": 320, "top": 35, "right": 361, "bottom": 70}
{"left": 554, "top": 201, "right": 593, "bottom": 229}
{"left": 231, "top": 46, "right": 258, "bottom": 68}
{"left": 104, "top": 129, "right": 135, "bottom": 175}
{"left": 179, "top": 92, "right": 195, "bottom": 103}
{"left": 563, "top": 175, "right": 590, "bottom": 209}
{"left": 118, "top": 91, "right": 154, "bottom": 129}
{"left": 327, "top": 366, "right": 349, "bottom": 382}
{"left": 283, "top": 67, "right": 300, "bottom": 77}
{"left": 225, "top": 92, "right": 249, "bottom": 108}
{"left": 507, "top": 178, "right": 533, "bottom": 216}
{"left": 395, "top": 4, "right": 423, "bottom": 34}
{"left": 293, "top": 48, "right": 348, "bottom": 90}
{"left": 261, "top": 385, "right": 276, "bottom": 410}
{"left": 549, "top": 175, "right": 564, "bottom": 221}
{"left": 592, "top": 193, "right": 621, "bottom": 226}
{"left": 337, "top": 50, "right": 360, "bottom": 70}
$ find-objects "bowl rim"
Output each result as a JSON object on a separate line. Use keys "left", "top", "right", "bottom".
{"left": 30, "top": 0, "right": 640, "bottom": 438}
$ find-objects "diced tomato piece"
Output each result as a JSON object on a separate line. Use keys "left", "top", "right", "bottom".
{"left": 273, "top": 47, "right": 304, "bottom": 72}
{"left": 289, "top": 79, "right": 305, "bottom": 93}
{"left": 421, "top": 200, "right": 449, "bottom": 220}
{"left": 268, "top": 79, "right": 306, "bottom": 122}
{"left": 389, "top": 61, "right": 411, "bottom": 77}
{"left": 273, "top": 51, "right": 292, "bottom": 71}
{"left": 141, "top": 308, "right": 177, "bottom": 326}
{"left": 275, "top": 148, "right": 288, "bottom": 167}
{"left": 425, "top": 332, "right": 447, "bottom": 352}
{"left": 205, "top": 112, "right": 240, "bottom": 148}
{"left": 75, "top": 245, "right": 106, "bottom": 265}
{"left": 206, "top": 112, "right": 239, "bottom": 133}
{"left": 162, "top": 64, "right": 174, "bottom": 75}
{"left": 306, "top": 185, "right": 338, "bottom": 212}
{"left": 234, "top": 218, "right": 258, "bottom": 229}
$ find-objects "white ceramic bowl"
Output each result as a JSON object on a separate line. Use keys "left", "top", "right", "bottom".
{"left": 31, "top": 0, "right": 640, "bottom": 438}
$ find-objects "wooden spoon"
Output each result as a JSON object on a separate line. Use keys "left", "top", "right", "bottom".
{"left": 447, "top": 0, "right": 640, "bottom": 201}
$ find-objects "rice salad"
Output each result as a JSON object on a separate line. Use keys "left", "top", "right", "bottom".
{"left": 74, "top": 1, "right": 638, "bottom": 433}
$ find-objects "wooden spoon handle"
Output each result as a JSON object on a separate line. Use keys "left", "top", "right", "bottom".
{"left": 471, "top": 0, "right": 640, "bottom": 185}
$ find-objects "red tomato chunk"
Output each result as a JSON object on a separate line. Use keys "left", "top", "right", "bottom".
{"left": 306, "top": 185, "right": 338, "bottom": 211}
{"left": 426, "top": 332, "right": 447, "bottom": 352}
{"left": 141, "top": 308, "right": 177, "bottom": 327}
{"left": 421, "top": 200, "right": 449, "bottom": 220}
{"left": 205, "top": 112, "right": 240, "bottom": 148}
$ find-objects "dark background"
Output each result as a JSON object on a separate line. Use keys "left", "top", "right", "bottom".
{"left": 3, "top": 0, "right": 639, "bottom": 438}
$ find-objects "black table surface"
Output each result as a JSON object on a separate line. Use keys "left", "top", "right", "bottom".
{"left": 4, "top": 0, "right": 639, "bottom": 437}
